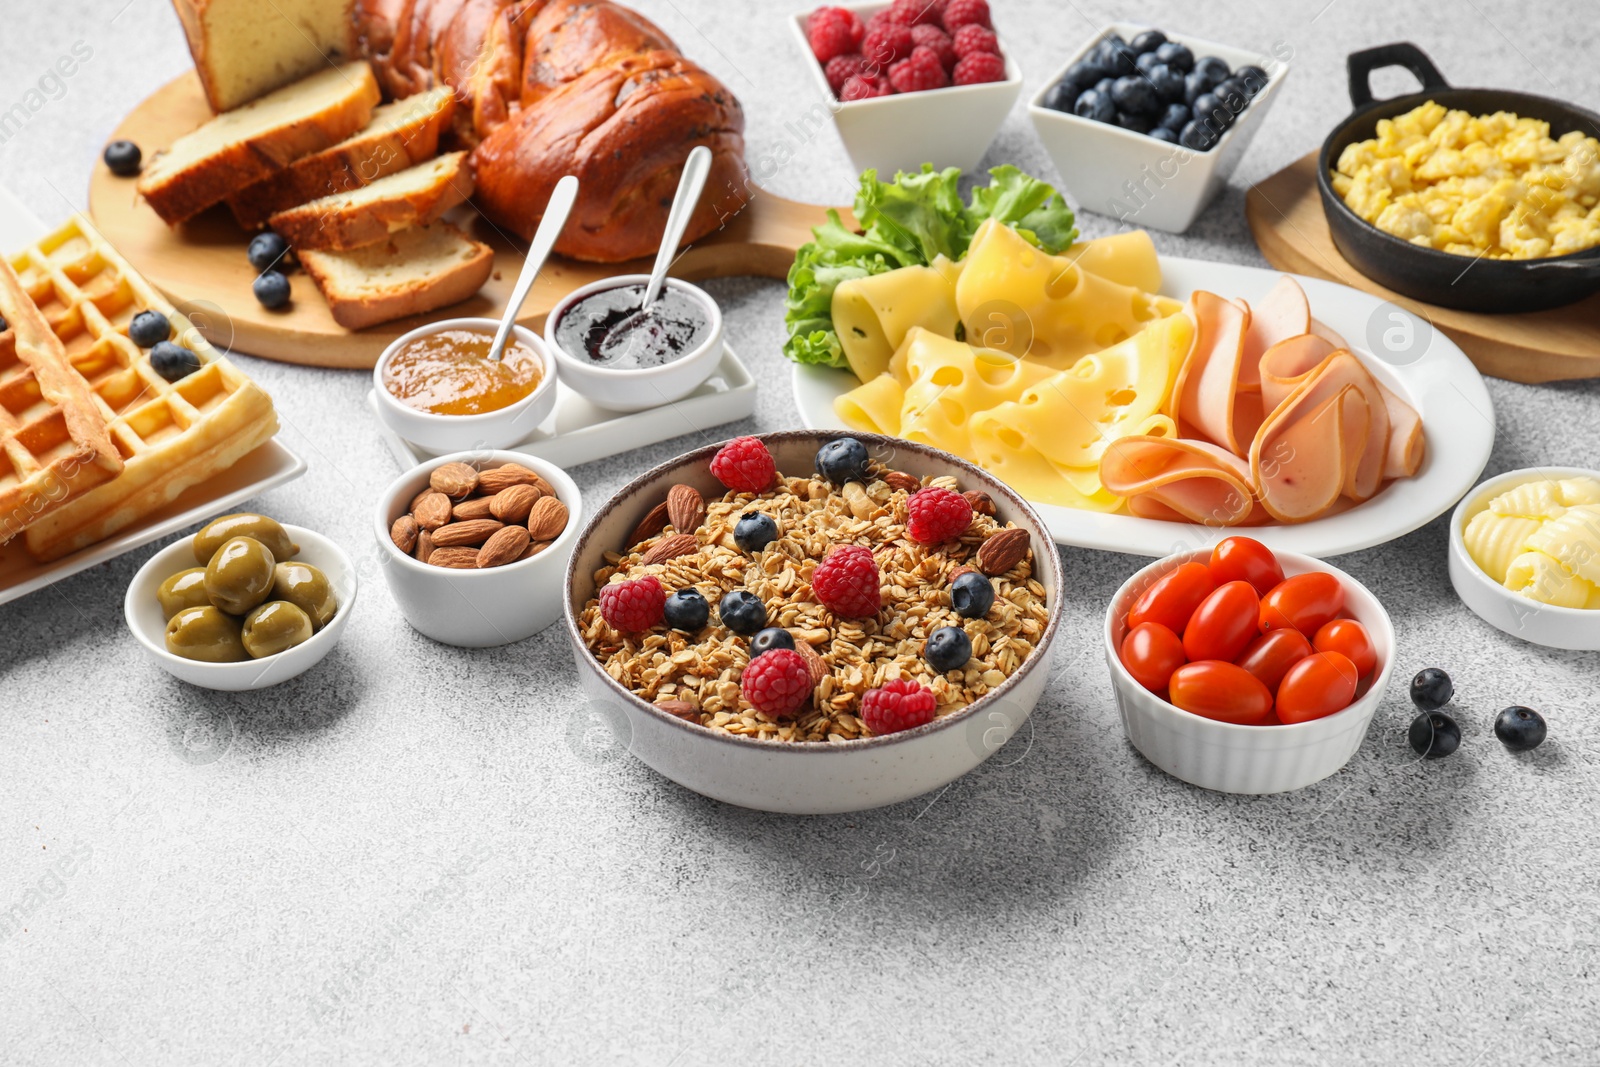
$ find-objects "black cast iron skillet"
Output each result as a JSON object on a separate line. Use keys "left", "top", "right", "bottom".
{"left": 1317, "top": 42, "right": 1600, "bottom": 313}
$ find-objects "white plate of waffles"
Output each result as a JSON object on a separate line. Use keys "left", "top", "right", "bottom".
{"left": 0, "top": 206, "right": 304, "bottom": 607}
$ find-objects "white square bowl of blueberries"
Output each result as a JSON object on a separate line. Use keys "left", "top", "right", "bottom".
{"left": 1029, "top": 23, "right": 1288, "bottom": 233}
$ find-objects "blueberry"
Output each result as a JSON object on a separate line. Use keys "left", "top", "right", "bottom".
{"left": 1149, "top": 65, "right": 1186, "bottom": 103}
{"left": 1233, "top": 65, "right": 1269, "bottom": 96}
{"left": 663, "top": 588, "right": 710, "bottom": 631}
{"left": 733, "top": 511, "right": 779, "bottom": 553}
{"left": 1155, "top": 41, "right": 1194, "bottom": 72}
{"left": 815, "top": 437, "right": 871, "bottom": 485}
{"left": 750, "top": 627, "right": 796, "bottom": 657}
{"left": 1148, "top": 126, "right": 1178, "bottom": 143}
{"left": 1179, "top": 119, "right": 1219, "bottom": 152}
{"left": 247, "top": 231, "right": 291, "bottom": 273}
{"left": 253, "top": 270, "right": 291, "bottom": 310}
{"left": 1409, "top": 711, "right": 1461, "bottom": 759}
{"left": 1129, "top": 29, "right": 1167, "bottom": 55}
{"left": 951, "top": 571, "right": 995, "bottom": 618}
{"left": 1061, "top": 61, "right": 1105, "bottom": 93}
{"left": 1110, "top": 75, "right": 1160, "bottom": 117}
{"left": 1135, "top": 51, "right": 1164, "bottom": 76}
{"left": 128, "top": 309, "right": 171, "bottom": 348}
{"left": 1073, "top": 89, "right": 1116, "bottom": 124}
{"left": 1158, "top": 102, "right": 1192, "bottom": 130}
{"left": 1410, "top": 667, "right": 1453, "bottom": 711}
{"left": 103, "top": 140, "right": 141, "bottom": 176}
{"left": 1494, "top": 706, "right": 1546, "bottom": 752}
{"left": 1094, "top": 76, "right": 1116, "bottom": 97}
{"left": 1183, "top": 69, "right": 1215, "bottom": 105}
{"left": 925, "top": 626, "right": 972, "bottom": 673}
{"left": 1114, "top": 109, "right": 1156, "bottom": 134}
{"left": 1043, "top": 82, "right": 1077, "bottom": 112}
{"left": 718, "top": 590, "right": 766, "bottom": 635}
{"left": 1092, "top": 38, "right": 1136, "bottom": 76}
{"left": 1213, "top": 78, "right": 1250, "bottom": 115}
{"left": 0, "top": 314, "right": 7, "bottom": 332}
{"left": 1193, "top": 55, "right": 1232, "bottom": 86}
{"left": 1192, "top": 91, "right": 1233, "bottom": 131}
{"left": 149, "top": 340, "right": 201, "bottom": 383}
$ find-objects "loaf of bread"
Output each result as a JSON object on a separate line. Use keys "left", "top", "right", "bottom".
{"left": 298, "top": 222, "right": 494, "bottom": 329}
{"left": 268, "top": 150, "right": 474, "bottom": 250}
{"left": 172, "top": 0, "right": 359, "bottom": 113}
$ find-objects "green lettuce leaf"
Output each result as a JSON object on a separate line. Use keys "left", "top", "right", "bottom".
{"left": 854, "top": 165, "right": 968, "bottom": 263}
{"left": 781, "top": 210, "right": 907, "bottom": 367}
{"left": 965, "top": 164, "right": 1079, "bottom": 252}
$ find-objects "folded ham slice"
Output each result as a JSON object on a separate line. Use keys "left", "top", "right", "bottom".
{"left": 1101, "top": 436, "right": 1257, "bottom": 526}
{"left": 1252, "top": 384, "right": 1372, "bottom": 522}
{"left": 1258, "top": 334, "right": 1338, "bottom": 412}
{"left": 1240, "top": 276, "right": 1311, "bottom": 392}
{"left": 1379, "top": 381, "right": 1425, "bottom": 478}
{"left": 1169, "top": 291, "right": 1256, "bottom": 456}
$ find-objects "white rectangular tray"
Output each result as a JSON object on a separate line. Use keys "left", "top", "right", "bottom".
{"left": 369, "top": 343, "right": 758, "bottom": 470}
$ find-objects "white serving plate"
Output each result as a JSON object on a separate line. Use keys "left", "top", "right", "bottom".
{"left": 368, "top": 343, "right": 757, "bottom": 471}
{"left": 793, "top": 258, "right": 1495, "bottom": 557}
{"left": 0, "top": 439, "right": 308, "bottom": 607}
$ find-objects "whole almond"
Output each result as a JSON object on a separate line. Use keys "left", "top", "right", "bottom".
{"left": 413, "top": 491, "right": 453, "bottom": 531}
{"left": 477, "top": 524, "right": 531, "bottom": 568}
{"left": 793, "top": 639, "right": 828, "bottom": 690}
{"left": 519, "top": 540, "right": 553, "bottom": 560}
{"left": 490, "top": 483, "right": 540, "bottom": 524}
{"left": 477, "top": 464, "right": 541, "bottom": 495}
{"left": 432, "top": 518, "right": 505, "bottom": 547}
{"left": 409, "top": 487, "right": 438, "bottom": 513}
{"left": 666, "top": 484, "right": 706, "bottom": 532}
{"left": 977, "top": 527, "right": 1031, "bottom": 576}
{"left": 528, "top": 473, "right": 555, "bottom": 498}
{"left": 427, "top": 547, "right": 480, "bottom": 569}
{"left": 628, "top": 501, "right": 671, "bottom": 546}
{"left": 640, "top": 532, "right": 697, "bottom": 566}
{"left": 452, "top": 497, "right": 495, "bottom": 522}
{"left": 526, "top": 496, "right": 569, "bottom": 541}
{"left": 655, "top": 700, "right": 701, "bottom": 723}
{"left": 883, "top": 470, "right": 921, "bottom": 493}
{"left": 414, "top": 529, "right": 435, "bottom": 564}
{"left": 964, "top": 490, "right": 997, "bottom": 517}
{"left": 430, "top": 462, "right": 480, "bottom": 499}
{"left": 390, "top": 514, "right": 418, "bottom": 554}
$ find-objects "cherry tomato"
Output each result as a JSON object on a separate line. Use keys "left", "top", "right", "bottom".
{"left": 1167, "top": 660, "right": 1275, "bottom": 725}
{"left": 1234, "top": 628, "right": 1313, "bottom": 692}
{"left": 1209, "top": 536, "right": 1285, "bottom": 597}
{"left": 1276, "top": 651, "right": 1359, "bottom": 724}
{"left": 1313, "top": 618, "right": 1377, "bottom": 677}
{"left": 1182, "top": 581, "right": 1261, "bottom": 663}
{"left": 1120, "top": 622, "right": 1186, "bottom": 694}
{"left": 1259, "top": 572, "right": 1345, "bottom": 637}
{"left": 1127, "top": 562, "right": 1215, "bottom": 636}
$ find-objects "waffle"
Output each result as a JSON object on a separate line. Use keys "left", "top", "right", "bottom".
{"left": 3, "top": 214, "right": 278, "bottom": 562}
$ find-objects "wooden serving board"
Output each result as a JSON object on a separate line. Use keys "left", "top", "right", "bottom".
{"left": 88, "top": 72, "right": 846, "bottom": 370}
{"left": 1245, "top": 150, "right": 1600, "bottom": 384}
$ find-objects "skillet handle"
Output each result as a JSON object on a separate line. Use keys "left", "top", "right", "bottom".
{"left": 1347, "top": 43, "right": 1452, "bottom": 110}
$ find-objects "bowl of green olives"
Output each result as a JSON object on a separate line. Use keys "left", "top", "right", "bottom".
{"left": 124, "top": 513, "right": 357, "bottom": 690}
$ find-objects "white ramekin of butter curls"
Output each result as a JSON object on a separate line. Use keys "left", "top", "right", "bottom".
{"left": 1450, "top": 467, "right": 1600, "bottom": 650}
{"left": 125, "top": 513, "right": 358, "bottom": 690}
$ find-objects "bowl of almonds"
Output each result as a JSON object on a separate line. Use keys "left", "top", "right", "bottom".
{"left": 562, "top": 429, "right": 1063, "bottom": 814}
{"left": 375, "top": 451, "right": 581, "bottom": 647}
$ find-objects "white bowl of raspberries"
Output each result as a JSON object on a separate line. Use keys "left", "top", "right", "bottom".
{"left": 792, "top": 0, "right": 1023, "bottom": 175}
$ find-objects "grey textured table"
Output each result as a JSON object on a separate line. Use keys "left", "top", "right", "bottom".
{"left": 4, "top": 2, "right": 1598, "bottom": 1063}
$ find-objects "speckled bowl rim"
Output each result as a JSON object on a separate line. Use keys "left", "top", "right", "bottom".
{"left": 561, "top": 430, "right": 1065, "bottom": 753}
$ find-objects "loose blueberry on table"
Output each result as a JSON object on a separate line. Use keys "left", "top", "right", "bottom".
{"left": 1410, "top": 710, "right": 1461, "bottom": 760}
{"left": 1493, "top": 705, "right": 1546, "bottom": 752}
{"left": 102, "top": 139, "right": 141, "bottom": 176}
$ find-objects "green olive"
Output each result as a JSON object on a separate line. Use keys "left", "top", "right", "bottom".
{"left": 205, "top": 536, "right": 276, "bottom": 615}
{"left": 165, "top": 606, "right": 248, "bottom": 663}
{"left": 241, "top": 600, "right": 314, "bottom": 659}
{"left": 193, "top": 513, "right": 298, "bottom": 565}
{"left": 157, "top": 567, "right": 211, "bottom": 620}
{"left": 272, "top": 561, "right": 337, "bottom": 630}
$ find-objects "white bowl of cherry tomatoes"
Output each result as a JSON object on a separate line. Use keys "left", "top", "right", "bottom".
{"left": 1103, "top": 538, "right": 1395, "bottom": 795}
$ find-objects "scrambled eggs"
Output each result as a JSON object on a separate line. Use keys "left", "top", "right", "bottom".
{"left": 1331, "top": 100, "right": 1600, "bottom": 259}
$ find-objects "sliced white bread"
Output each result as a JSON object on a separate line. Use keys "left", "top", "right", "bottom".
{"left": 268, "top": 151, "right": 475, "bottom": 251}
{"left": 226, "top": 86, "right": 457, "bottom": 229}
{"left": 137, "top": 61, "right": 380, "bottom": 225}
{"left": 172, "top": 0, "right": 358, "bottom": 113}
{"left": 299, "top": 222, "right": 494, "bottom": 330}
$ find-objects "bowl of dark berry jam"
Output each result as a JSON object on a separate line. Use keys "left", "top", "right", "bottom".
{"left": 544, "top": 275, "right": 724, "bottom": 412}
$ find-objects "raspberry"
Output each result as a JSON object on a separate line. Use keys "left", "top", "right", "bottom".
{"left": 808, "top": 6, "right": 864, "bottom": 62}
{"left": 824, "top": 53, "right": 868, "bottom": 94}
{"left": 889, "top": 45, "right": 948, "bottom": 93}
{"left": 941, "top": 0, "right": 990, "bottom": 32}
{"left": 840, "top": 73, "right": 892, "bottom": 101}
{"left": 906, "top": 486, "right": 973, "bottom": 544}
{"left": 812, "top": 544, "right": 881, "bottom": 618}
{"left": 952, "top": 50, "right": 1006, "bottom": 85}
{"left": 887, "top": 0, "right": 943, "bottom": 25}
{"left": 950, "top": 22, "right": 998, "bottom": 57}
{"left": 861, "top": 22, "right": 914, "bottom": 68}
{"left": 909, "top": 24, "right": 956, "bottom": 71}
{"left": 710, "top": 436, "right": 775, "bottom": 493}
{"left": 740, "top": 649, "right": 813, "bottom": 718}
{"left": 599, "top": 576, "right": 664, "bottom": 632}
{"left": 860, "top": 678, "right": 937, "bottom": 735}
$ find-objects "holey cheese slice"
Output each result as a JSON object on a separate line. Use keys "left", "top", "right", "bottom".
{"left": 1100, "top": 436, "right": 1257, "bottom": 526}
{"left": 834, "top": 373, "right": 906, "bottom": 436}
{"left": 893, "top": 329, "right": 1054, "bottom": 459}
{"left": 832, "top": 259, "right": 962, "bottom": 383}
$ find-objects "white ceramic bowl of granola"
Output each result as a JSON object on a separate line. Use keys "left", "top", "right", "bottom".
{"left": 1104, "top": 549, "right": 1394, "bottom": 795}
{"left": 562, "top": 429, "right": 1064, "bottom": 815}
{"left": 374, "top": 450, "right": 581, "bottom": 648}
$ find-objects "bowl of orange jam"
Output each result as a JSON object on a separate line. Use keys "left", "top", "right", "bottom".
{"left": 373, "top": 318, "right": 558, "bottom": 454}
